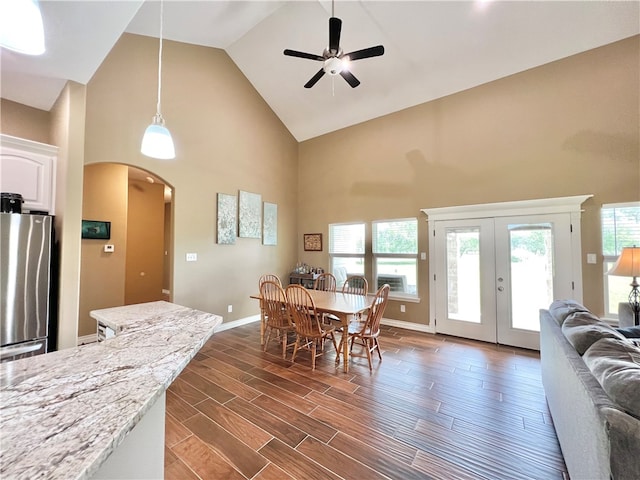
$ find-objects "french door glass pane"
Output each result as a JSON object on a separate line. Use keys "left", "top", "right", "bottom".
{"left": 446, "top": 228, "right": 481, "bottom": 323}
{"left": 509, "top": 223, "right": 553, "bottom": 331}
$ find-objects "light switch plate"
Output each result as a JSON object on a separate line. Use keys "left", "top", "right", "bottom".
{"left": 186, "top": 253, "right": 197, "bottom": 262}
{"left": 104, "top": 244, "right": 114, "bottom": 253}
{"left": 587, "top": 253, "right": 597, "bottom": 264}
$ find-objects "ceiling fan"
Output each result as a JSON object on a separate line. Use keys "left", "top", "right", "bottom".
{"left": 283, "top": 3, "right": 384, "bottom": 89}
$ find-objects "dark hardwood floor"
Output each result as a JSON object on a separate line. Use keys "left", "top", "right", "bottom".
{"left": 164, "top": 323, "right": 569, "bottom": 480}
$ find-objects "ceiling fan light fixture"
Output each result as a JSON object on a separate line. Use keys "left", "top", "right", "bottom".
{"left": 0, "top": 0, "right": 45, "bottom": 55}
{"left": 324, "top": 56, "right": 344, "bottom": 75}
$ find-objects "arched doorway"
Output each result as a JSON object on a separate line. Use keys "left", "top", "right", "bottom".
{"left": 78, "top": 163, "right": 173, "bottom": 341}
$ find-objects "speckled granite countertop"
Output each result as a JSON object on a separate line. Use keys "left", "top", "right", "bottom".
{"left": 0, "top": 302, "right": 222, "bottom": 480}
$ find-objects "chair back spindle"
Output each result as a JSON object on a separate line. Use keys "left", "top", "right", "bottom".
{"left": 314, "top": 272, "right": 337, "bottom": 292}
{"left": 342, "top": 275, "right": 368, "bottom": 296}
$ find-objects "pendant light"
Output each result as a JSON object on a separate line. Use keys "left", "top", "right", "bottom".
{"left": 141, "top": 0, "right": 175, "bottom": 160}
{"left": 0, "top": 0, "right": 45, "bottom": 55}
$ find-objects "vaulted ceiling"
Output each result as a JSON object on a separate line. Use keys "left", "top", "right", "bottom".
{"left": 1, "top": 1, "right": 638, "bottom": 141}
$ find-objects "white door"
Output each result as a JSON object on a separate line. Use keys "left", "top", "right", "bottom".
{"left": 434, "top": 218, "right": 497, "bottom": 343}
{"left": 434, "top": 213, "right": 575, "bottom": 350}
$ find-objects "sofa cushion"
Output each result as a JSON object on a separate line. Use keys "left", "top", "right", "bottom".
{"left": 583, "top": 338, "right": 640, "bottom": 419}
{"left": 562, "top": 312, "right": 627, "bottom": 355}
{"left": 617, "top": 326, "right": 640, "bottom": 338}
{"left": 548, "top": 300, "right": 590, "bottom": 326}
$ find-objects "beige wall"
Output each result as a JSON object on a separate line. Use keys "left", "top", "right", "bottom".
{"left": 83, "top": 33, "right": 299, "bottom": 322}
{"left": 49, "top": 81, "right": 86, "bottom": 349}
{"left": 0, "top": 99, "right": 50, "bottom": 144}
{"left": 298, "top": 36, "right": 640, "bottom": 322}
{"left": 1, "top": 34, "right": 637, "bottom": 343}
{"left": 78, "top": 163, "right": 128, "bottom": 336}
{"left": 125, "top": 179, "right": 165, "bottom": 305}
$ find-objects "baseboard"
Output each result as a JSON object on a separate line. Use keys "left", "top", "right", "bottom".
{"left": 214, "top": 314, "right": 261, "bottom": 332}
{"left": 77, "top": 315, "right": 430, "bottom": 344}
{"left": 214, "top": 314, "right": 434, "bottom": 334}
{"left": 381, "top": 317, "right": 435, "bottom": 334}
{"left": 77, "top": 333, "right": 98, "bottom": 346}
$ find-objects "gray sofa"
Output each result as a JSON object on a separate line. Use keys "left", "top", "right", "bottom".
{"left": 540, "top": 300, "right": 640, "bottom": 480}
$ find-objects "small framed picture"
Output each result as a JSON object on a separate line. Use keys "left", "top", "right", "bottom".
{"left": 304, "top": 233, "right": 322, "bottom": 251}
{"left": 81, "top": 220, "right": 111, "bottom": 240}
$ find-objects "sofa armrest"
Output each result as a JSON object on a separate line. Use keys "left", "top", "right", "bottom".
{"left": 604, "top": 406, "right": 640, "bottom": 480}
{"left": 540, "top": 310, "right": 616, "bottom": 480}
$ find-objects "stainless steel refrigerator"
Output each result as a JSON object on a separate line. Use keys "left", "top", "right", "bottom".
{"left": 1, "top": 213, "right": 52, "bottom": 362}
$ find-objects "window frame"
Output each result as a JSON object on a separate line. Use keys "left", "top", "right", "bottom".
{"left": 328, "top": 222, "right": 366, "bottom": 289}
{"left": 601, "top": 201, "right": 640, "bottom": 318}
{"left": 372, "top": 218, "right": 419, "bottom": 300}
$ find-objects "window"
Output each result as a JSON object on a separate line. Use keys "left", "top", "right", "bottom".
{"left": 601, "top": 202, "right": 640, "bottom": 317}
{"left": 329, "top": 223, "right": 365, "bottom": 288}
{"left": 373, "top": 218, "right": 418, "bottom": 297}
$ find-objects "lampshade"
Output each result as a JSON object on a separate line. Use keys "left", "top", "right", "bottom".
{"left": 608, "top": 247, "right": 640, "bottom": 278}
{"left": 141, "top": 114, "right": 175, "bottom": 160}
{"left": 0, "top": 0, "right": 45, "bottom": 55}
{"left": 140, "top": 0, "right": 175, "bottom": 160}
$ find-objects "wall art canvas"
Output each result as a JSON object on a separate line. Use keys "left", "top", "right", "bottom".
{"left": 238, "top": 190, "right": 262, "bottom": 238}
{"left": 263, "top": 202, "right": 277, "bottom": 246}
{"left": 217, "top": 193, "right": 237, "bottom": 244}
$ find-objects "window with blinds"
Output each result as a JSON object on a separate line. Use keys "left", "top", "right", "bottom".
{"left": 373, "top": 219, "right": 418, "bottom": 296}
{"left": 329, "top": 223, "right": 365, "bottom": 288}
{"left": 601, "top": 202, "right": 640, "bottom": 317}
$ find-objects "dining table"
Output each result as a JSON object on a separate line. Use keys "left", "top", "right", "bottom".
{"left": 251, "top": 288, "right": 373, "bottom": 373}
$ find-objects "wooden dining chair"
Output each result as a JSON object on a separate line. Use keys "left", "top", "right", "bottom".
{"left": 342, "top": 275, "right": 368, "bottom": 296}
{"left": 341, "top": 275, "right": 369, "bottom": 324}
{"left": 285, "top": 284, "right": 338, "bottom": 370}
{"left": 337, "top": 283, "right": 390, "bottom": 370}
{"left": 313, "top": 272, "right": 338, "bottom": 325}
{"left": 258, "top": 274, "right": 282, "bottom": 344}
{"left": 260, "top": 280, "right": 295, "bottom": 358}
{"left": 259, "top": 274, "right": 281, "bottom": 287}
{"left": 313, "top": 272, "right": 337, "bottom": 292}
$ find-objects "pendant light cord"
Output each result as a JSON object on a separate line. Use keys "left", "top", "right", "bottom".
{"left": 156, "top": 0, "right": 164, "bottom": 116}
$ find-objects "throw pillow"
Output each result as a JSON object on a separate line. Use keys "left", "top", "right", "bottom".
{"left": 616, "top": 326, "right": 640, "bottom": 338}
{"left": 583, "top": 338, "right": 640, "bottom": 419}
{"left": 548, "top": 300, "right": 590, "bottom": 326}
{"left": 562, "top": 311, "right": 627, "bottom": 355}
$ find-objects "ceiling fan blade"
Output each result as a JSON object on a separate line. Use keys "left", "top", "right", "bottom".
{"left": 329, "top": 17, "right": 342, "bottom": 53}
{"left": 340, "top": 70, "right": 360, "bottom": 88}
{"left": 284, "top": 49, "right": 324, "bottom": 61}
{"left": 304, "top": 69, "right": 326, "bottom": 88}
{"left": 344, "top": 45, "right": 385, "bottom": 61}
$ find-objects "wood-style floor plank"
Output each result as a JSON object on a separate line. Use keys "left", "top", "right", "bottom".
{"left": 165, "top": 322, "right": 569, "bottom": 479}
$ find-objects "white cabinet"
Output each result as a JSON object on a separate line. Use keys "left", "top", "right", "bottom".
{"left": 0, "top": 134, "right": 58, "bottom": 214}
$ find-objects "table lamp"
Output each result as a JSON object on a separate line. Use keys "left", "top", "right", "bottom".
{"left": 608, "top": 246, "right": 640, "bottom": 326}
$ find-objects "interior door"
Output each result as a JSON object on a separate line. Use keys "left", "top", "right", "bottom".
{"left": 434, "top": 213, "right": 575, "bottom": 350}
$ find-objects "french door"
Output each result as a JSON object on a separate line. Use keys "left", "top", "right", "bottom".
{"left": 433, "top": 213, "right": 576, "bottom": 350}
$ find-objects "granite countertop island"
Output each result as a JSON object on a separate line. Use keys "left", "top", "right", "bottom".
{"left": 0, "top": 301, "right": 222, "bottom": 480}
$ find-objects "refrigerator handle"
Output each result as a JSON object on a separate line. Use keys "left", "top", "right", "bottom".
{"left": 0, "top": 342, "right": 44, "bottom": 361}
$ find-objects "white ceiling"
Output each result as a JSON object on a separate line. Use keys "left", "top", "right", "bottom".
{"left": 1, "top": 1, "right": 638, "bottom": 141}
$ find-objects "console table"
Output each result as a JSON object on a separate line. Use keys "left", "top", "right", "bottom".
{"left": 289, "top": 272, "right": 319, "bottom": 289}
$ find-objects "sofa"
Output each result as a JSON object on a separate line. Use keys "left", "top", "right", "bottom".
{"left": 540, "top": 300, "right": 640, "bottom": 480}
